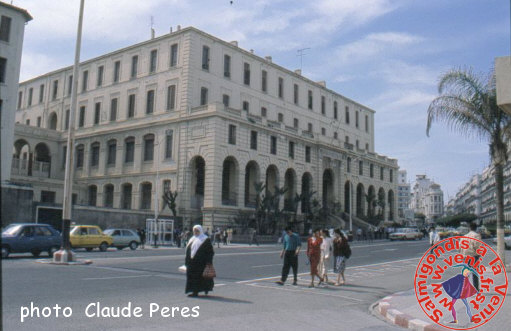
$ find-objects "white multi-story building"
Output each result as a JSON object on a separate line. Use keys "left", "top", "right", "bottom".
{"left": 411, "top": 175, "right": 444, "bottom": 223}
{"left": 445, "top": 174, "right": 481, "bottom": 217}
{"left": 397, "top": 170, "right": 411, "bottom": 220}
{"left": 0, "top": 2, "right": 32, "bottom": 183}
{"left": 9, "top": 26, "right": 399, "bottom": 229}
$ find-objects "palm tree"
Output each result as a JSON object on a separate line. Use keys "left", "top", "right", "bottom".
{"left": 427, "top": 67, "right": 510, "bottom": 264}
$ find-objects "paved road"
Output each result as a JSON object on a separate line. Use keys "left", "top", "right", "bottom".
{"left": 1, "top": 239, "right": 440, "bottom": 330}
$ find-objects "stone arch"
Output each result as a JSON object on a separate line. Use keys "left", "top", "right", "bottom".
{"left": 140, "top": 181, "right": 153, "bottom": 210}
{"left": 245, "top": 160, "right": 260, "bottom": 208}
{"left": 301, "top": 172, "right": 313, "bottom": 213}
{"left": 356, "top": 183, "right": 365, "bottom": 217}
{"left": 284, "top": 168, "right": 297, "bottom": 211}
{"left": 103, "top": 184, "right": 114, "bottom": 208}
{"left": 265, "top": 164, "right": 279, "bottom": 195}
{"left": 189, "top": 156, "right": 205, "bottom": 209}
{"left": 388, "top": 190, "right": 395, "bottom": 221}
{"left": 322, "top": 168, "right": 335, "bottom": 209}
{"left": 221, "top": 156, "right": 239, "bottom": 206}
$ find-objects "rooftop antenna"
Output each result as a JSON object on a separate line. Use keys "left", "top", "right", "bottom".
{"left": 297, "top": 48, "right": 310, "bottom": 71}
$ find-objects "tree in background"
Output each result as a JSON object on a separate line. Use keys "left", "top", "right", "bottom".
{"left": 427, "top": 67, "right": 511, "bottom": 264}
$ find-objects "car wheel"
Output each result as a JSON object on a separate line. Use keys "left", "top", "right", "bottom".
{"left": 48, "top": 246, "right": 59, "bottom": 257}
{"left": 116, "top": 246, "right": 124, "bottom": 250}
{"left": 99, "top": 242, "right": 108, "bottom": 252}
{"left": 129, "top": 241, "right": 138, "bottom": 250}
{"left": 1, "top": 246, "right": 10, "bottom": 258}
{"left": 86, "top": 247, "right": 93, "bottom": 252}
{"left": 31, "top": 250, "right": 41, "bottom": 257}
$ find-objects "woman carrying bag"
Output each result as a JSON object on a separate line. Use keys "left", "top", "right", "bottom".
{"left": 333, "top": 229, "right": 351, "bottom": 286}
{"left": 185, "top": 225, "right": 215, "bottom": 297}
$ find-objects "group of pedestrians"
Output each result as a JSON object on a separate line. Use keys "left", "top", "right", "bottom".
{"left": 276, "top": 227, "right": 351, "bottom": 288}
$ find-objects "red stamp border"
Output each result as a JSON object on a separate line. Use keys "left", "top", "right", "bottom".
{"left": 414, "top": 236, "right": 508, "bottom": 330}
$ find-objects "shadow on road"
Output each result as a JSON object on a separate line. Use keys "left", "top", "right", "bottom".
{"left": 193, "top": 295, "right": 253, "bottom": 304}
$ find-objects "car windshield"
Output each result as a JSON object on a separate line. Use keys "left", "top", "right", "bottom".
{"left": 2, "top": 224, "right": 22, "bottom": 236}
{"left": 104, "top": 229, "right": 113, "bottom": 235}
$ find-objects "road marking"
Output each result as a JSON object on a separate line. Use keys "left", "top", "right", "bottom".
{"left": 83, "top": 274, "right": 152, "bottom": 281}
{"left": 247, "top": 283, "right": 364, "bottom": 302}
{"left": 236, "top": 257, "right": 420, "bottom": 283}
{"left": 87, "top": 250, "right": 283, "bottom": 262}
{"left": 251, "top": 264, "right": 282, "bottom": 268}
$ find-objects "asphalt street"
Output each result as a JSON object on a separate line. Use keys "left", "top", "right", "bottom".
{"left": 0, "top": 239, "right": 465, "bottom": 330}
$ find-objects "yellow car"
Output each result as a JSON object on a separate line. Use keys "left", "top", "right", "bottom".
{"left": 70, "top": 225, "right": 113, "bottom": 252}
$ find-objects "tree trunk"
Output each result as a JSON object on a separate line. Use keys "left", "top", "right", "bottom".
{"left": 494, "top": 162, "right": 506, "bottom": 265}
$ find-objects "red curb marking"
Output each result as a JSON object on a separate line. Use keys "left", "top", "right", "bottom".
{"left": 395, "top": 313, "right": 412, "bottom": 328}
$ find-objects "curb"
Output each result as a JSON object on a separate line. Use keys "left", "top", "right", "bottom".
{"left": 372, "top": 291, "right": 443, "bottom": 331}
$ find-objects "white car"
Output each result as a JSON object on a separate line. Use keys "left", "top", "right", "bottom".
{"left": 492, "top": 236, "right": 511, "bottom": 250}
{"left": 104, "top": 229, "right": 140, "bottom": 250}
{"left": 389, "top": 228, "right": 423, "bottom": 241}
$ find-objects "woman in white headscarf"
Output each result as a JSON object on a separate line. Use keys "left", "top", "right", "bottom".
{"left": 185, "top": 225, "right": 214, "bottom": 297}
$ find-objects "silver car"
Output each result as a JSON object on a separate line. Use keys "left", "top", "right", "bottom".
{"left": 104, "top": 229, "right": 140, "bottom": 250}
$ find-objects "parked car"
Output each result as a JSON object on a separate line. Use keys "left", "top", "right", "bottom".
{"left": 104, "top": 229, "right": 140, "bottom": 250}
{"left": 69, "top": 225, "right": 113, "bottom": 252}
{"left": 2, "top": 223, "right": 61, "bottom": 258}
{"left": 492, "top": 235, "right": 511, "bottom": 249}
{"left": 389, "top": 228, "right": 423, "bottom": 241}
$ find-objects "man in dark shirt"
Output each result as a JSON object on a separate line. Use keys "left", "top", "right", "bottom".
{"left": 276, "top": 226, "right": 302, "bottom": 286}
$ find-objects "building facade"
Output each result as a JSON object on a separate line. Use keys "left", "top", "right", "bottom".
{"left": 445, "top": 174, "right": 481, "bottom": 217}
{"left": 397, "top": 170, "right": 411, "bottom": 220}
{"left": 10, "top": 27, "right": 399, "bottom": 230}
{"left": 0, "top": 2, "right": 32, "bottom": 183}
{"left": 410, "top": 175, "right": 444, "bottom": 223}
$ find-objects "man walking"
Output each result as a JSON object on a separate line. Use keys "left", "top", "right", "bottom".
{"left": 276, "top": 226, "right": 302, "bottom": 286}
{"left": 429, "top": 226, "right": 440, "bottom": 254}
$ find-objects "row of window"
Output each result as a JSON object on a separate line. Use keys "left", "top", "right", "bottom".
{"left": 226, "top": 123, "right": 393, "bottom": 182}
{"left": 202, "top": 45, "right": 370, "bottom": 131}
{"left": 17, "top": 43, "right": 179, "bottom": 109}
{"left": 72, "top": 131, "right": 173, "bottom": 169}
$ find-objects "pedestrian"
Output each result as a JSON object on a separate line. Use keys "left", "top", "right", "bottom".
{"left": 137, "top": 228, "right": 146, "bottom": 249}
{"left": 307, "top": 228, "right": 323, "bottom": 288}
{"left": 356, "top": 228, "right": 362, "bottom": 241}
{"left": 181, "top": 228, "right": 190, "bottom": 247}
{"left": 460, "top": 222, "right": 482, "bottom": 290}
{"left": 214, "top": 228, "right": 221, "bottom": 248}
{"left": 276, "top": 226, "right": 301, "bottom": 286}
{"left": 204, "top": 227, "right": 210, "bottom": 237}
{"left": 318, "top": 229, "right": 332, "bottom": 284}
{"left": 368, "top": 226, "right": 374, "bottom": 243}
{"left": 222, "top": 229, "right": 228, "bottom": 245}
{"left": 249, "top": 228, "right": 259, "bottom": 246}
{"left": 185, "top": 225, "right": 215, "bottom": 297}
{"left": 227, "top": 227, "right": 233, "bottom": 245}
{"left": 333, "top": 229, "right": 351, "bottom": 286}
{"left": 175, "top": 229, "right": 182, "bottom": 248}
{"left": 429, "top": 226, "right": 440, "bottom": 254}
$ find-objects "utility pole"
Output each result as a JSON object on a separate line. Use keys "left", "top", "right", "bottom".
{"left": 53, "top": 0, "right": 85, "bottom": 263}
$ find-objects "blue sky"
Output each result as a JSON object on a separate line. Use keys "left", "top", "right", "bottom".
{"left": 12, "top": 0, "right": 510, "bottom": 200}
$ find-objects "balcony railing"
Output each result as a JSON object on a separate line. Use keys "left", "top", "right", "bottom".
{"left": 11, "top": 158, "right": 50, "bottom": 178}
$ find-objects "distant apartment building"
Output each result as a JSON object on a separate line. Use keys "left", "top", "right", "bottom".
{"left": 0, "top": 2, "right": 32, "bottom": 183}
{"left": 410, "top": 175, "right": 444, "bottom": 223}
{"left": 397, "top": 170, "right": 411, "bottom": 220}
{"left": 7, "top": 26, "right": 399, "bottom": 229}
{"left": 445, "top": 174, "right": 481, "bottom": 217}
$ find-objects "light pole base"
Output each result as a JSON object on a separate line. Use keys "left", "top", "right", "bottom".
{"left": 52, "top": 249, "right": 75, "bottom": 263}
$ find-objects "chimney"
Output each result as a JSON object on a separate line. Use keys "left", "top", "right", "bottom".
{"left": 230, "top": 41, "right": 238, "bottom": 47}
{"left": 177, "top": 25, "right": 181, "bottom": 31}
{"left": 317, "top": 80, "right": 326, "bottom": 87}
{"left": 294, "top": 69, "right": 301, "bottom": 75}
{"left": 151, "top": 28, "right": 155, "bottom": 39}
{"left": 265, "top": 56, "right": 272, "bottom": 62}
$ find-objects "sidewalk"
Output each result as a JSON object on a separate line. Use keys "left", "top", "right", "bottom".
{"left": 372, "top": 252, "right": 511, "bottom": 331}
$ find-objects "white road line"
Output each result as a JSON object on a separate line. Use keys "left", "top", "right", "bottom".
{"left": 236, "top": 257, "right": 420, "bottom": 283}
{"left": 247, "top": 283, "right": 365, "bottom": 302}
{"left": 83, "top": 274, "right": 152, "bottom": 281}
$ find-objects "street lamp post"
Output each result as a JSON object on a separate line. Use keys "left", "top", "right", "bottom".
{"left": 53, "top": 0, "right": 85, "bottom": 263}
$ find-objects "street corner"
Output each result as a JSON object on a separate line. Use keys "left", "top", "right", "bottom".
{"left": 373, "top": 290, "right": 444, "bottom": 331}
